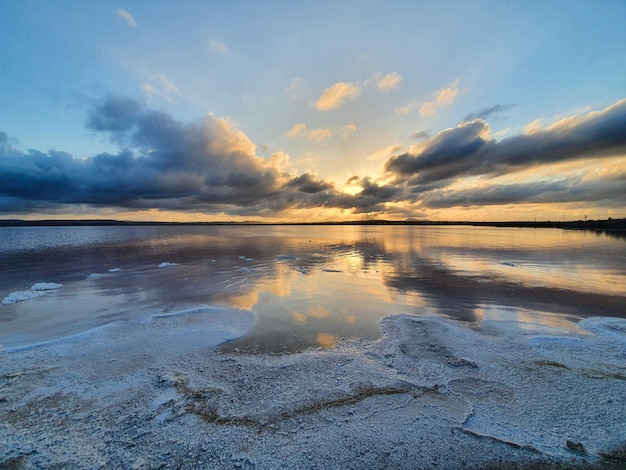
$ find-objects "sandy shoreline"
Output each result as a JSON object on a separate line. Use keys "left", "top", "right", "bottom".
{"left": 1, "top": 308, "right": 625, "bottom": 469}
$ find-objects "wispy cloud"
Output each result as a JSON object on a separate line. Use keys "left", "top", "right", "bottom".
{"left": 157, "top": 74, "right": 178, "bottom": 93}
{"left": 315, "top": 82, "right": 360, "bottom": 111}
{"left": 409, "top": 130, "right": 431, "bottom": 141}
{"left": 114, "top": 9, "right": 136, "bottom": 28}
{"left": 366, "top": 144, "right": 403, "bottom": 162}
{"left": 208, "top": 40, "right": 228, "bottom": 54}
{"left": 463, "top": 104, "right": 517, "bottom": 122}
{"left": 395, "top": 101, "right": 420, "bottom": 115}
{"left": 419, "top": 78, "right": 461, "bottom": 116}
{"left": 377, "top": 72, "right": 402, "bottom": 90}
{"left": 287, "top": 77, "right": 308, "bottom": 99}
{"left": 287, "top": 122, "right": 356, "bottom": 141}
{"left": 141, "top": 74, "right": 178, "bottom": 102}
{"left": 396, "top": 79, "right": 462, "bottom": 116}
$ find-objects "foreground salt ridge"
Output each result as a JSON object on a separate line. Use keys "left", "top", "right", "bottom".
{"left": 1, "top": 311, "right": 625, "bottom": 469}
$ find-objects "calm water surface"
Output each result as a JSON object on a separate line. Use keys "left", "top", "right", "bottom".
{"left": 1, "top": 225, "right": 625, "bottom": 352}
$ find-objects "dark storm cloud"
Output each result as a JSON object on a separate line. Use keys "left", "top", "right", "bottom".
{"left": 462, "top": 104, "right": 516, "bottom": 122}
{"left": 385, "top": 99, "right": 626, "bottom": 186}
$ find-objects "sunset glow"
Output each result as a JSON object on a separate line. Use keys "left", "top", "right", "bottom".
{"left": 1, "top": 1, "right": 625, "bottom": 222}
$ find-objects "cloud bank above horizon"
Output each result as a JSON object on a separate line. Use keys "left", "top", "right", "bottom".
{"left": 1, "top": 96, "right": 624, "bottom": 221}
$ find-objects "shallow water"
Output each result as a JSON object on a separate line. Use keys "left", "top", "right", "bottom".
{"left": 1, "top": 224, "right": 625, "bottom": 352}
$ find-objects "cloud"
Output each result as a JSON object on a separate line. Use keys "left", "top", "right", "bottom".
{"left": 209, "top": 40, "right": 228, "bottom": 54}
{"left": 396, "top": 79, "right": 462, "bottom": 116}
{"left": 341, "top": 123, "right": 357, "bottom": 138}
{"left": 385, "top": 99, "right": 626, "bottom": 187}
{"left": 315, "top": 82, "right": 360, "bottom": 110}
{"left": 395, "top": 101, "right": 419, "bottom": 115}
{"left": 377, "top": 72, "right": 402, "bottom": 90}
{"left": 3, "top": 97, "right": 625, "bottom": 220}
{"left": 0, "top": 97, "right": 273, "bottom": 213}
{"left": 463, "top": 104, "right": 517, "bottom": 122}
{"left": 287, "top": 123, "right": 307, "bottom": 138}
{"left": 157, "top": 74, "right": 178, "bottom": 94}
{"left": 0, "top": 96, "right": 374, "bottom": 217}
{"left": 141, "top": 74, "right": 178, "bottom": 102}
{"left": 287, "top": 123, "right": 356, "bottom": 141}
{"left": 421, "top": 175, "right": 626, "bottom": 209}
{"left": 304, "top": 127, "right": 332, "bottom": 142}
{"left": 114, "top": 9, "right": 136, "bottom": 28}
{"left": 286, "top": 173, "right": 333, "bottom": 194}
{"left": 287, "top": 77, "right": 308, "bottom": 99}
{"left": 287, "top": 123, "right": 330, "bottom": 141}
{"left": 365, "top": 144, "right": 403, "bottom": 162}
{"left": 409, "top": 130, "right": 431, "bottom": 141}
{"left": 333, "top": 177, "right": 404, "bottom": 214}
{"left": 419, "top": 78, "right": 461, "bottom": 116}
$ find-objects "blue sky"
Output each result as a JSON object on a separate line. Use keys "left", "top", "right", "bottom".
{"left": 1, "top": 1, "right": 625, "bottom": 221}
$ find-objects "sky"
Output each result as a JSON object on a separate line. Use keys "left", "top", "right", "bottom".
{"left": 1, "top": 1, "right": 625, "bottom": 222}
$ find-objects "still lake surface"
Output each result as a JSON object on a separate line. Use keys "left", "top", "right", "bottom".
{"left": 1, "top": 224, "right": 625, "bottom": 353}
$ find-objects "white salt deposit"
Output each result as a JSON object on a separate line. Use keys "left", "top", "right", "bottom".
{"left": 2, "top": 282, "right": 63, "bottom": 304}
{"left": 108, "top": 268, "right": 122, "bottom": 272}
{"left": 1, "top": 313, "right": 624, "bottom": 468}
{"left": 2, "top": 290, "right": 46, "bottom": 305}
{"left": 158, "top": 262, "right": 179, "bottom": 267}
{"left": 30, "top": 282, "right": 63, "bottom": 291}
{"left": 579, "top": 316, "right": 626, "bottom": 340}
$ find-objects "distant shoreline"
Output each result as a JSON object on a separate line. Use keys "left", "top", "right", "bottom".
{"left": 0, "top": 218, "right": 625, "bottom": 231}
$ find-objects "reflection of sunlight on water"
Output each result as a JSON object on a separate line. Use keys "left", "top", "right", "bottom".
{"left": 344, "top": 250, "right": 364, "bottom": 273}
{"left": 4, "top": 225, "right": 624, "bottom": 353}
{"left": 474, "top": 304, "right": 584, "bottom": 333}
{"left": 438, "top": 253, "right": 625, "bottom": 296}
{"left": 316, "top": 332, "right": 338, "bottom": 348}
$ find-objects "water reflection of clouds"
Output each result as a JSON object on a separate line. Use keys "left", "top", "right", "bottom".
{"left": 5, "top": 225, "right": 625, "bottom": 353}
{"left": 316, "top": 333, "right": 338, "bottom": 349}
{"left": 291, "top": 305, "right": 331, "bottom": 323}
{"left": 435, "top": 252, "right": 625, "bottom": 296}
{"left": 474, "top": 304, "right": 585, "bottom": 333}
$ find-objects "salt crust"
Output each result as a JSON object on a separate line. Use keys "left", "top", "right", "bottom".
{"left": 1, "top": 311, "right": 625, "bottom": 468}
{"left": 30, "top": 283, "right": 63, "bottom": 291}
{"left": 2, "top": 282, "right": 63, "bottom": 305}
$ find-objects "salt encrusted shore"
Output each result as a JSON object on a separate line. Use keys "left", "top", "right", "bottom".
{"left": 1, "top": 309, "right": 625, "bottom": 469}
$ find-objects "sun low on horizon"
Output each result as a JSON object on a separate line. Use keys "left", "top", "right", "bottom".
{"left": 1, "top": 1, "right": 625, "bottom": 223}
